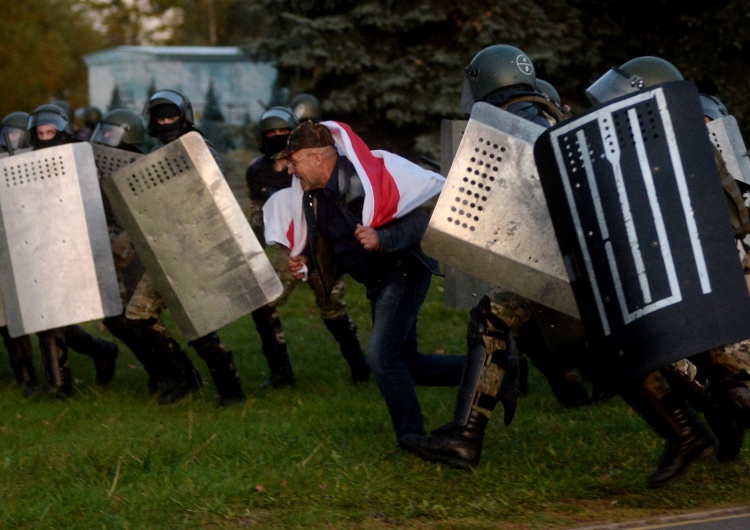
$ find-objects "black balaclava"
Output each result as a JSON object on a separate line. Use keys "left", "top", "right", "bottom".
{"left": 31, "top": 128, "right": 70, "bottom": 150}
{"left": 150, "top": 104, "right": 186, "bottom": 144}
{"left": 262, "top": 132, "right": 291, "bottom": 157}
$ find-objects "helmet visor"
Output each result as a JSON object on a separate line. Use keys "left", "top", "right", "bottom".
{"left": 585, "top": 67, "right": 640, "bottom": 106}
{"left": 459, "top": 77, "right": 476, "bottom": 115}
{"left": 91, "top": 122, "right": 128, "bottom": 147}
{"left": 0, "top": 125, "right": 26, "bottom": 149}
{"left": 28, "top": 110, "right": 67, "bottom": 132}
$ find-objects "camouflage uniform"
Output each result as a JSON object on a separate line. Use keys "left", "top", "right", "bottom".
{"left": 246, "top": 154, "right": 369, "bottom": 387}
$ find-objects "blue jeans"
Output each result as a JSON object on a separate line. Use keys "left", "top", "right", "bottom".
{"left": 366, "top": 258, "right": 465, "bottom": 441}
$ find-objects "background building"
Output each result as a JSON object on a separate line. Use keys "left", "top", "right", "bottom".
{"left": 83, "top": 46, "right": 278, "bottom": 125}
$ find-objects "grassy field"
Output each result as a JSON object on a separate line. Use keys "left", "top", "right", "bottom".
{"left": 2, "top": 150, "right": 750, "bottom": 528}
{"left": 1, "top": 275, "right": 750, "bottom": 529}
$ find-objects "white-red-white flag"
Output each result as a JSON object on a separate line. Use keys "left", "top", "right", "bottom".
{"left": 263, "top": 121, "right": 445, "bottom": 257}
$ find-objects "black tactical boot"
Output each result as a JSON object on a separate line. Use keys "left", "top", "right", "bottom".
{"left": 65, "top": 324, "right": 119, "bottom": 385}
{"left": 705, "top": 378, "right": 750, "bottom": 463}
{"left": 323, "top": 315, "right": 370, "bottom": 383}
{"left": 124, "top": 317, "right": 196, "bottom": 394}
{"left": 519, "top": 353, "right": 529, "bottom": 396}
{"left": 401, "top": 409, "right": 488, "bottom": 469}
{"left": 124, "top": 318, "right": 202, "bottom": 404}
{"left": 191, "top": 333, "right": 245, "bottom": 406}
{"left": 621, "top": 372, "right": 716, "bottom": 489}
{"left": 252, "top": 305, "right": 295, "bottom": 388}
{"left": 704, "top": 406, "right": 745, "bottom": 463}
{"left": 157, "top": 340, "right": 203, "bottom": 405}
{"left": 38, "top": 329, "right": 72, "bottom": 398}
{"left": 403, "top": 296, "right": 517, "bottom": 469}
{"left": 2, "top": 327, "right": 37, "bottom": 395}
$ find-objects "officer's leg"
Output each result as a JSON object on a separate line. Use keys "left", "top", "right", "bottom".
{"left": 1, "top": 326, "right": 37, "bottom": 394}
{"left": 64, "top": 324, "right": 119, "bottom": 385}
{"left": 310, "top": 272, "right": 370, "bottom": 383}
{"left": 520, "top": 305, "right": 591, "bottom": 408}
{"left": 126, "top": 273, "right": 201, "bottom": 404}
{"left": 252, "top": 304, "right": 295, "bottom": 388}
{"left": 400, "top": 294, "right": 522, "bottom": 469}
{"left": 620, "top": 370, "right": 716, "bottom": 488}
{"left": 37, "top": 328, "right": 71, "bottom": 398}
{"left": 252, "top": 246, "right": 297, "bottom": 388}
{"left": 190, "top": 332, "right": 245, "bottom": 406}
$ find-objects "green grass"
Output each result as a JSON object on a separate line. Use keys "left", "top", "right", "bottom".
{"left": 2, "top": 277, "right": 750, "bottom": 529}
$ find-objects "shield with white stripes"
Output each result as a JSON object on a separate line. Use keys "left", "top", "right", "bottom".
{"left": 534, "top": 80, "right": 750, "bottom": 385}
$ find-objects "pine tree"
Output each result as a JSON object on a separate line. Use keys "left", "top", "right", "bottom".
{"left": 202, "top": 80, "right": 225, "bottom": 123}
{"left": 108, "top": 85, "right": 125, "bottom": 111}
{"left": 147, "top": 77, "right": 157, "bottom": 98}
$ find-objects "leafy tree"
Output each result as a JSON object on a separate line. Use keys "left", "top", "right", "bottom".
{"left": 0, "top": 0, "right": 106, "bottom": 116}
{"left": 75, "top": 0, "right": 179, "bottom": 45}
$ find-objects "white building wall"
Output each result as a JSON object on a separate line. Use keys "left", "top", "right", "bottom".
{"left": 84, "top": 47, "right": 277, "bottom": 125}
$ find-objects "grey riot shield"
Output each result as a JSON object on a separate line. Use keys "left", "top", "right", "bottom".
{"left": 423, "top": 102, "right": 577, "bottom": 316}
{"left": 101, "top": 131, "right": 282, "bottom": 341}
{"left": 0, "top": 143, "right": 122, "bottom": 337}
{"left": 92, "top": 143, "right": 145, "bottom": 180}
{"left": 534, "top": 80, "right": 750, "bottom": 387}
{"left": 438, "top": 119, "right": 492, "bottom": 310}
{"left": 706, "top": 115, "right": 750, "bottom": 188}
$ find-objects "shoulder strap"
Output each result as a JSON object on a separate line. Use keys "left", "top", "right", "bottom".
{"left": 498, "top": 94, "right": 568, "bottom": 124}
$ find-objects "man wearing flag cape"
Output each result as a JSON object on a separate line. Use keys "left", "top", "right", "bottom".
{"left": 265, "top": 120, "right": 465, "bottom": 447}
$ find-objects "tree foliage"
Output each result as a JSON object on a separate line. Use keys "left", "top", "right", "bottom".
{"left": 244, "top": 1, "right": 592, "bottom": 154}
{"left": 0, "top": 0, "right": 107, "bottom": 116}
{"left": 243, "top": 0, "right": 750, "bottom": 156}
{"left": 1, "top": 0, "right": 748, "bottom": 154}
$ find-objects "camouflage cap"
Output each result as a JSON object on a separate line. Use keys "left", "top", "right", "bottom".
{"left": 271, "top": 120, "right": 334, "bottom": 159}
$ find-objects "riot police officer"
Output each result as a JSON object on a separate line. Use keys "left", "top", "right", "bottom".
{"left": 25, "top": 103, "right": 119, "bottom": 396}
{"left": 584, "top": 56, "right": 729, "bottom": 488}
{"left": 0, "top": 111, "right": 31, "bottom": 154}
{"left": 402, "top": 44, "right": 593, "bottom": 469}
{"left": 246, "top": 106, "right": 369, "bottom": 387}
{"left": 90, "top": 108, "right": 194, "bottom": 396}
{"left": 125, "top": 89, "right": 245, "bottom": 406}
{"left": 73, "top": 105, "right": 103, "bottom": 142}
{"left": 289, "top": 93, "right": 321, "bottom": 122}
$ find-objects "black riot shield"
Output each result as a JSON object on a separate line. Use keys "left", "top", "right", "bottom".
{"left": 534, "top": 81, "right": 750, "bottom": 388}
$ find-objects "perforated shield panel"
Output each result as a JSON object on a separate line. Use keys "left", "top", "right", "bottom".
{"left": 706, "top": 115, "right": 750, "bottom": 187}
{"left": 102, "top": 132, "right": 282, "bottom": 340}
{"left": 423, "top": 103, "right": 577, "bottom": 317}
{"left": 535, "top": 81, "right": 750, "bottom": 385}
{"left": 92, "top": 144, "right": 144, "bottom": 180}
{"left": 0, "top": 143, "right": 122, "bottom": 336}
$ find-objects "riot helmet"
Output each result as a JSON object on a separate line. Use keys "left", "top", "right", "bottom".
{"left": 535, "top": 79, "right": 561, "bottom": 105}
{"left": 27, "top": 103, "right": 73, "bottom": 149}
{"left": 460, "top": 44, "right": 536, "bottom": 114}
{"left": 700, "top": 94, "right": 729, "bottom": 121}
{"left": 0, "top": 111, "right": 31, "bottom": 151}
{"left": 586, "top": 56, "right": 683, "bottom": 106}
{"left": 259, "top": 106, "right": 298, "bottom": 155}
{"left": 290, "top": 93, "right": 321, "bottom": 121}
{"left": 91, "top": 109, "right": 146, "bottom": 152}
{"left": 75, "top": 106, "right": 103, "bottom": 129}
{"left": 144, "top": 89, "right": 195, "bottom": 144}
